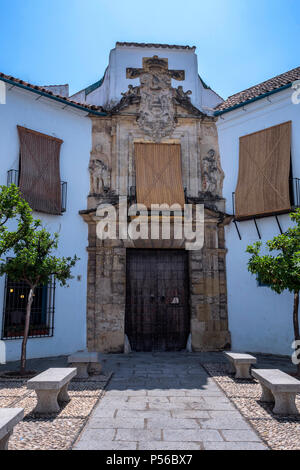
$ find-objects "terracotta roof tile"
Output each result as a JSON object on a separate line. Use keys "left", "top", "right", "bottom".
{"left": 116, "top": 41, "right": 195, "bottom": 50}
{"left": 215, "top": 66, "right": 300, "bottom": 112}
{"left": 0, "top": 72, "right": 105, "bottom": 114}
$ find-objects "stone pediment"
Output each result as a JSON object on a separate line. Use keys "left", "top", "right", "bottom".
{"left": 107, "top": 83, "right": 204, "bottom": 118}
{"left": 108, "top": 85, "right": 141, "bottom": 114}
{"left": 173, "top": 86, "right": 204, "bottom": 117}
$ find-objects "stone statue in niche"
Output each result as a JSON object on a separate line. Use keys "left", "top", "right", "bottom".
{"left": 89, "top": 159, "right": 111, "bottom": 195}
{"left": 202, "top": 149, "right": 222, "bottom": 197}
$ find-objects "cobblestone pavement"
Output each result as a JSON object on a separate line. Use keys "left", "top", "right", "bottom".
{"left": 74, "top": 353, "right": 268, "bottom": 450}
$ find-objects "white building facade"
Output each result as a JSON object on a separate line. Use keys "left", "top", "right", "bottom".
{"left": 216, "top": 70, "right": 300, "bottom": 356}
{"left": 0, "top": 76, "right": 101, "bottom": 361}
{"left": 1, "top": 44, "right": 299, "bottom": 361}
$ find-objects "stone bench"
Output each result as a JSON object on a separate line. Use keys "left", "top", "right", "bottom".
{"left": 27, "top": 367, "right": 77, "bottom": 414}
{"left": 252, "top": 368, "right": 300, "bottom": 415}
{"left": 224, "top": 352, "right": 257, "bottom": 379}
{"left": 0, "top": 408, "right": 24, "bottom": 450}
{"left": 68, "top": 351, "right": 102, "bottom": 379}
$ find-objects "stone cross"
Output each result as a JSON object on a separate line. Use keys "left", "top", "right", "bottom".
{"left": 126, "top": 55, "right": 185, "bottom": 82}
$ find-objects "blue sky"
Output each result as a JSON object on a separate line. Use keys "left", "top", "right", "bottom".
{"left": 0, "top": 0, "right": 299, "bottom": 99}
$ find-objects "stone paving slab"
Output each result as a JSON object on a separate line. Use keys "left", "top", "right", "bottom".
{"left": 146, "top": 418, "right": 200, "bottom": 429}
{"left": 163, "top": 429, "right": 223, "bottom": 442}
{"left": 88, "top": 417, "right": 145, "bottom": 429}
{"left": 139, "top": 441, "right": 202, "bottom": 450}
{"left": 116, "top": 429, "right": 162, "bottom": 441}
{"left": 73, "top": 353, "right": 268, "bottom": 450}
{"left": 116, "top": 410, "right": 172, "bottom": 418}
{"left": 221, "top": 429, "right": 262, "bottom": 442}
{"left": 203, "top": 441, "right": 267, "bottom": 450}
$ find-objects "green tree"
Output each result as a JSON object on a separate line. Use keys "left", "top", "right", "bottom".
{"left": 246, "top": 209, "right": 300, "bottom": 375}
{"left": 0, "top": 184, "right": 78, "bottom": 375}
{"left": 0, "top": 184, "right": 33, "bottom": 257}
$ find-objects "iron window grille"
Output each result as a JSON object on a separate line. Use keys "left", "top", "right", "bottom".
{"left": 2, "top": 275, "right": 55, "bottom": 340}
{"left": 7, "top": 169, "right": 67, "bottom": 213}
{"left": 7, "top": 169, "right": 19, "bottom": 186}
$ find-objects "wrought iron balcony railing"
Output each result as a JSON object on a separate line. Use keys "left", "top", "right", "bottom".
{"left": 290, "top": 177, "right": 300, "bottom": 208}
{"left": 232, "top": 177, "right": 300, "bottom": 218}
{"left": 7, "top": 169, "right": 67, "bottom": 213}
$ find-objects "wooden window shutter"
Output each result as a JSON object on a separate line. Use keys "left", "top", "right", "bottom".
{"left": 235, "top": 121, "right": 291, "bottom": 220}
{"left": 134, "top": 143, "right": 185, "bottom": 209}
{"left": 17, "top": 126, "right": 63, "bottom": 215}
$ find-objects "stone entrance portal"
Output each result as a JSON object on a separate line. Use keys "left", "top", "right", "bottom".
{"left": 125, "top": 249, "right": 190, "bottom": 352}
{"left": 80, "top": 209, "right": 231, "bottom": 353}
{"left": 79, "top": 45, "right": 232, "bottom": 353}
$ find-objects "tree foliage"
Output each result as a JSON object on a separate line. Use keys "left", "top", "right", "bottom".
{"left": 247, "top": 209, "right": 300, "bottom": 375}
{"left": 246, "top": 209, "right": 300, "bottom": 294}
{"left": 0, "top": 226, "right": 78, "bottom": 288}
{"left": 0, "top": 184, "right": 78, "bottom": 374}
{"left": 0, "top": 184, "right": 33, "bottom": 257}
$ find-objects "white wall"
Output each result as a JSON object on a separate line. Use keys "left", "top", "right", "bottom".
{"left": 71, "top": 45, "right": 223, "bottom": 112}
{"left": 217, "top": 87, "right": 300, "bottom": 355}
{"left": 0, "top": 84, "right": 91, "bottom": 361}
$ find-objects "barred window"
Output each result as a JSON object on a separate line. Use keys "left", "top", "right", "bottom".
{"left": 2, "top": 277, "right": 55, "bottom": 340}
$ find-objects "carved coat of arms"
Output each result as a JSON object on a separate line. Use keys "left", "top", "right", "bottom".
{"left": 126, "top": 56, "right": 185, "bottom": 142}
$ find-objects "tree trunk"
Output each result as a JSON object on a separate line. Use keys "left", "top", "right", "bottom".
{"left": 20, "top": 286, "right": 35, "bottom": 375}
{"left": 293, "top": 291, "right": 300, "bottom": 377}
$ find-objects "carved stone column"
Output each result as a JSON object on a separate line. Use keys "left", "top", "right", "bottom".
{"left": 81, "top": 212, "right": 126, "bottom": 353}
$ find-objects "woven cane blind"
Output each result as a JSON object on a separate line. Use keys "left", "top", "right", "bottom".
{"left": 134, "top": 143, "right": 185, "bottom": 209}
{"left": 17, "top": 126, "right": 63, "bottom": 215}
{"left": 235, "top": 121, "right": 291, "bottom": 220}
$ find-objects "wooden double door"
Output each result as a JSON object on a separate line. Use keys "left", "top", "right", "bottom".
{"left": 125, "top": 249, "right": 190, "bottom": 352}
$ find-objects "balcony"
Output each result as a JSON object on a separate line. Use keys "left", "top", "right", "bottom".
{"left": 290, "top": 177, "right": 300, "bottom": 208}
{"left": 232, "top": 177, "right": 300, "bottom": 219}
{"left": 231, "top": 177, "right": 300, "bottom": 240}
{"left": 7, "top": 169, "right": 67, "bottom": 213}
